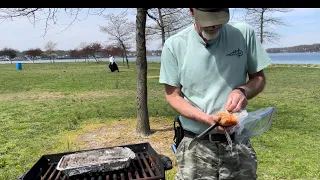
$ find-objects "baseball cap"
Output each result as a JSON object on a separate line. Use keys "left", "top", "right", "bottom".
{"left": 193, "top": 8, "right": 230, "bottom": 27}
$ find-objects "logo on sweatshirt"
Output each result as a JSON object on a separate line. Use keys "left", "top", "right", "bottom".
{"left": 226, "top": 48, "right": 243, "bottom": 58}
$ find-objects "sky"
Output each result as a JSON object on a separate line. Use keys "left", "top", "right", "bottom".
{"left": 0, "top": 8, "right": 319, "bottom": 52}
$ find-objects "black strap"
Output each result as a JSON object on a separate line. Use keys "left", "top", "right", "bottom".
{"left": 173, "top": 116, "right": 184, "bottom": 146}
{"left": 173, "top": 85, "right": 185, "bottom": 146}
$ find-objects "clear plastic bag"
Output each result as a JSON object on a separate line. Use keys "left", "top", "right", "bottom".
{"left": 230, "top": 107, "right": 276, "bottom": 144}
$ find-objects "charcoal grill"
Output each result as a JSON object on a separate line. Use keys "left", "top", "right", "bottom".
{"left": 18, "top": 143, "right": 172, "bottom": 180}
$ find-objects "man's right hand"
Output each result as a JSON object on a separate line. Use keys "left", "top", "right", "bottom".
{"left": 205, "top": 114, "right": 221, "bottom": 126}
{"left": 205, "top": 114, "right": 235, "bottom": 133}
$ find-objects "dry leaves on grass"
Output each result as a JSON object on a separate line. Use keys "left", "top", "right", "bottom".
{"left": 73, "top": 117, "right": 177, "bottom": 166}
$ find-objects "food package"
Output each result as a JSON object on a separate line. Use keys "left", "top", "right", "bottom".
{"left": 229, "top": 107, "right": 276, "bottom": 143}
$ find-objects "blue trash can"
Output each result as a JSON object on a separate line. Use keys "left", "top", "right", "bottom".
{"left": 16, "top": 62, "right": 22, "bottom": 70}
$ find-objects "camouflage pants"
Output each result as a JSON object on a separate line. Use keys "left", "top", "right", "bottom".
{"left": 174, "top": 136, "right": 257, "bottom": 180}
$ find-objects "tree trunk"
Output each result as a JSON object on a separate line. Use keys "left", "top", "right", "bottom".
{"left": 135, "top": 8, "right": 150, "bottom": 137}
{"left": 158, "top": 8, "right": 166, "bottom": 47}
{"left": 92, "top": 54, "right": 98, "bottom": 62}
{"left": 121, "top": 43, "right": 130, "bottom": 69}
{"left": 124, "top": 50, "right": 129, "bottom": 69}
{"left": 50, "top": 52, "right": 52, "bottom": 63}
{"left": 122, "top": 53, "right": 125, "bottom": 66}
{"left": 260, "top": 10, "right": 264, "bottom": 44}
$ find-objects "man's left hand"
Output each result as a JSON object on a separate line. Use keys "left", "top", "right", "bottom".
{"left": 225, "top": 89, "right": 247, "bottom": 113}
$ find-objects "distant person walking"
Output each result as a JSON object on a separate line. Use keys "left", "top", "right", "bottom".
{"left": 108, "top": 55, "right": 119, "bottom": 72}
{"left": 109, "top": 55, "right": 115, "bottom": 65}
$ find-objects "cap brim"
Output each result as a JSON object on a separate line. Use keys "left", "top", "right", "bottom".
{"left": 194, "top": 9, "right": 230, "bottom": 27}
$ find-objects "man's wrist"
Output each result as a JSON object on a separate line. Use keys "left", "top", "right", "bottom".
{"left": 199, "top": 114, "right": 212, "bottom": 125}
{"left": 234, "top": 87, "right": 247, "bottom": 98}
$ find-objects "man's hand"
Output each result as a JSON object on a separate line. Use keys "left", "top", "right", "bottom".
{"left": 204, "top": 114, "right": 221, "bottom": 126}
{"left": 205, "top": 115, "right": 235, "bottom": 133}
{"left": 225, "top": 89, "right": 248, "bottom": 113}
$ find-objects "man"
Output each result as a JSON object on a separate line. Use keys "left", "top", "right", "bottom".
{"left": 109, "top": 55, "right": 115, "bottom": 65}
{"left": 108, "top": 55, "right": 119, "bottom": 72}
{"left": 159, "top": 8, "right": 272, "bottom": 180}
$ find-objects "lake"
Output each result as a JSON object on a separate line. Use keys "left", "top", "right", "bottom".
{"left": 268, "top": 52, "right": 320, "bottom": 65}
{"left": 1, "top": 52, "right": 320, "bottom": 65}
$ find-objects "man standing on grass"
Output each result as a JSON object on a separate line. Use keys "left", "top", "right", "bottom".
{"left": 108, "top": 55, "right": 119, "bottom": 72}
{"left": 159, "top": 8, "right": 272, "bottom": 179}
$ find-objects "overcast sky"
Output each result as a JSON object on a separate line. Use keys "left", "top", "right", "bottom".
{"left": 0, "top": 8, "right": 319, "bottom": 52}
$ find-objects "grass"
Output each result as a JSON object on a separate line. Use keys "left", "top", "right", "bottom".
{"left": 0, "top": 61, "right": 319, "bottom": 180}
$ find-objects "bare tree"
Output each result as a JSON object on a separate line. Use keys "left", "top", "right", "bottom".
{"left": 78, "top": 42, "right": 88, "bottom": 49}
{"left": 136, "top": 8, "right": 151, "bottom": 137}
{"left": 103, "top": 45, "right": 124, "bottom": 64}
{"left": 146, "top": 8, "right": 193, "bottom": 47}
{"left": 44, "top": 41, "right": 57, "bottom": 63}
{"left": 69, "top": 49, "right": 82, "bottom": 61}
{"left": 24, "top": 48, "right": 43, "bottom": 63}
{"left": 77, "top": 42, "right": 89, "bottom": 62}
{"left": 82, "top": 42, "right": 103, "bottom": 62}
{"left": 100, "top": 11, "right": 135, "bottom": 69}
{"left": 244, "top": 8, "right": 293, "bottom": 44}
{"left": 0, "top": 47, "right": 18, "bottom": 64}
{"left": 0, "top": 8, "right": 152, "bottom": 137}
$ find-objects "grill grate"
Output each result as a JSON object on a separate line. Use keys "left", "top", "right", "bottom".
{"left": 39, "top": 152, "right": 164, "bottom": 180}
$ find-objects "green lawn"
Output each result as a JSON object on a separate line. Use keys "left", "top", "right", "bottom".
{"left": 0, "top": 61, "right": 319, "bottom": 180}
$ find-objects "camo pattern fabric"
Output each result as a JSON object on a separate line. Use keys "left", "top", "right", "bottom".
{"left": 174, "top": 136, "right": 257, "bottom": 180}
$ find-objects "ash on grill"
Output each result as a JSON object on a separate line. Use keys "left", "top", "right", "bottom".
{"left": 18, "top": 143, "right": 172, "bottom": 180}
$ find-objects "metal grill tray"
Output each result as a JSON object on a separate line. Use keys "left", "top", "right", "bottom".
{"left": 56, "top": 146, "right": 136, "bottom": 177}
